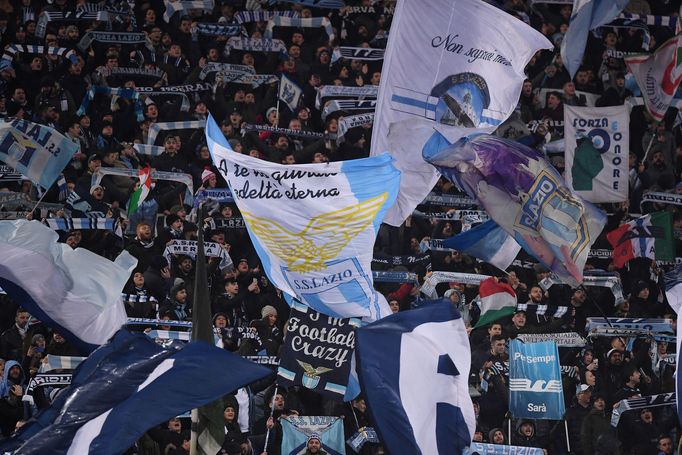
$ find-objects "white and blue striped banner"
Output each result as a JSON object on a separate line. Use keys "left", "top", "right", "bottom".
{"left": 147, "top": 120, "right": 206, "bottom": 146}
{"left": 133, "top": 144, "right": 165, "bottom": 156}
{"left": 2, "top": 44, "right": 78, "bottom": 65}
{"left": 618, "top": 12, "right": 678, "bottom": 28}
{"left": 195, "top": 23, "right": 243, "bottom": 37}
{"left": 44, "top": 217, "right": 122, "bottom": 236}
{"left": 224, "top": 37, "right": 287, "bottom": 56}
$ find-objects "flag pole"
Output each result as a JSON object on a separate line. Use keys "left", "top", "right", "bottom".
{"left": 263, "top": 384, "right": 279, "bottom": 454}
{"left": 29, "top": 188, "right": 49, "bottom": 217}
{"left": 563, "top": 419, "right": 571, "bottom": 452}
{"left": 275, "top": 79, "right": 281, "bottom": 128}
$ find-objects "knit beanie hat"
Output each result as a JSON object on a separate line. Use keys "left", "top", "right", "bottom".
{"left": 201, "top": 168, "right": 216, "bottom": 183}
{"left": 261, "top": 305, "right": 277, "bottom": 318}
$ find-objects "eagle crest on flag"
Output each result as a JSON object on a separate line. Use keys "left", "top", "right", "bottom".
{"left": 296, "top": 360, "right": 333, "bottom": 389}
{"left": 241, "top": 193, "right": 387, "bottom": 273}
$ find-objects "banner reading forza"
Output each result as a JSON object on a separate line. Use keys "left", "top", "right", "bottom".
{"left": 564, "top": 105, "right": 629, "bottom": 203}
{"left": 277, "top": 303, "right": 360, "bottom": 400}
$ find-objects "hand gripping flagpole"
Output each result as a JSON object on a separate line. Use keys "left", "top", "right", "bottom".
{"left": 262, "top": 384, "right": 279, "bottom": 454}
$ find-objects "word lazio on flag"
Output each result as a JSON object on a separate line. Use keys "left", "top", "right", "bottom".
{"left": 607, "top": 211, "right": 674, "bottom": 268}
{"left": 0, "top": 118, "right": 79, "bottom": 189}
{"left": 205, "top": 114, "right": 400, "bottom": 321}
{"left": 424, "top": 134, "right": 606, "bottom": 287}
{"left": 371, "top": 0, "right": 552, "bottom": 226}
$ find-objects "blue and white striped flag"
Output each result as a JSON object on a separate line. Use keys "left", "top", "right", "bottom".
{"left": 0, "top": 119, "right": 79, "bottom": 189}
{"left": 44, "top": 217, "right": 121, "bottom": 236}
{"left": 0, "top": 330, "right": 272, "bottom": 455}
{"left": 561, "top": 0, "right": 630, "bottom": 78}
{"left": 0, "top": 220, "right": 137, "bottom": 352}
{"left": 57, "top": 173, "right": 68, "bottom": 201}
{"left": 206, "top": 114, "right": 399, "bottom": 321}
{"left": 356, "top": 299, "right": 475, "bottom": 454}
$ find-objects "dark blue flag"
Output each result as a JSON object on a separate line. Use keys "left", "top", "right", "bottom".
{"left": 0, "top": 330, "right": 272, "bottom": 455}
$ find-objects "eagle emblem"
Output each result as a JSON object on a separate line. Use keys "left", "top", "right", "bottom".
{"left": 297, "top": 360, "right": 333, "bottom": 389}
{"left": 241, "top": 193, "right": 387, "bottom": 273}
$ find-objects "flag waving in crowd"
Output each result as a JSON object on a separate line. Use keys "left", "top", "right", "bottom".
{"left": 626, "top": 33, "right": 682, "bottom": 121}
{"left": 206, "top": 114, "right": 400, "bottom": 321}
{"left": 370, "top": 0, "right": 552, "bottom": 226}
{"left": 424, "top": 134, "right": 606, "bottom": 286}
{"left": 607, "top": 212, "right": 674, "bottom": 268}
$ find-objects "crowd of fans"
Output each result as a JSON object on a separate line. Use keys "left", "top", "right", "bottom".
{"left": 0, "top": 0, "right": 680, "bottom": 454}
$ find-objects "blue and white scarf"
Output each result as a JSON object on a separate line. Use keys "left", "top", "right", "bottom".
{"left": 264, "top": 16, "right": 335, "bottom": 42}
{"left": 337, "top": 113, "right": 373, "bottom": 144}
{"left": 2, "top": 44, "right": 78, "bottom": 65}
{"left": 224, "top": 37, "right": 287, "bottom": 56}
{"left": 233, "top": 10, "right": 298, "bottom": 24}
{"left": 36, "top": 10, "right": 110, "bottom": 38}
{"left": 133, "top": 144, "right": 165, "bottom": 156}
{"left": 315, "top": 85, "right": 378, "bottom": 109}
{"left": 321, "top": 99, "right": 376, "bottom": 121}
{"left": 332, "top": 46, "right": 385, "bottom": 63}
{"left": 78, "top": 31, "right": 147, "bottom": 51}
{"left": 147, "top": 120, "right": 206, "bottom": 145}
{"left": 195, "top": 22, "right": 243, "bottom": 37}
{"left": 163, "top": 0, "right": 214, "bottom": 22}
{"left": 199, "top": 62, "right": 254, "bottom": 81}
{"left": 44, "top": 217, "right": 122, "bottom": 237}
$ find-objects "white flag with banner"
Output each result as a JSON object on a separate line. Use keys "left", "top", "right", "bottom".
{"left": 564, "top": 105, "right": 629, "bottom": 203}
{"left": 206, "top": 115, "right": 400, "bottom": 322}
{"left": 371, "top": 0, "right": 552, "bottom": 226}
{"left": 625, "top": 34, "right": 682, "bottom": 122}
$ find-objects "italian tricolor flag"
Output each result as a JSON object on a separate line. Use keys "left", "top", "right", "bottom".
{"left": 127, "top": 165, "right": 152, "bottom": 216}
{"left": 474, "top": 277, "right": 517, "bottom": 328}
{"left": 606, "top": 211, "right": 673, "bottom": 268}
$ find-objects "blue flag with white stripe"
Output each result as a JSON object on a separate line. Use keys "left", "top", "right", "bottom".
{"left": 206, "top": 114, "right": 400, "bottom": 321}
{"left": 664, "top": 263, "right": 682, "bottom": 429}
{"left": 355, "top": 299, "right": 475, "bottom": 454}
{"left": 442, "top": 220, "right": 521, "bottom": 271}
{"left": 509, "top": 339, "right": 565, "bottom": 420}
{"left": 0, "top": 330, "right": 272, "bottom": 455}
{"left": 0, "top": 119, "right": 79, "bottom": 189}
{"left": 561, "top": 0, "right": 630, "bottom": 78}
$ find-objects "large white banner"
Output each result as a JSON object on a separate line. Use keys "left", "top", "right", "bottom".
{"left": 564, "top": 105, "right": 629, "bottom": 203}
{"left": 371, "top": 0, "right": 551, "bottom": 226}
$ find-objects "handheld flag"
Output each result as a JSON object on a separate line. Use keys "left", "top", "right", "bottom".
{"left": 0, "top": 220, "right": 136, "bottom": 352}
{"left": 441, "top": 220, "right": 521, "bottom": 271}
{"left": 206, "top": 114, "right": 400, "bottom": 321}
{"left": 281, "top": 416, "right": 346, "bottom": 455}
{"left": 475, "top": 277, "right": 517, "bottom": 328}
{"left": 606, "top": 212, "right": 673, "bottom": 268}
{"left": 561, "top": 0, "right": 629, "bottom": 78}
{"left": 0, "top": 330, "right": 272, "bottom": 455}
{"left": 356, "top": 300, "right": 475, "bottom": 454}
{"left": 371, "top": 0, "right": 552, "bottom": 226}
{"left": 509, "top": 340, "right": 565, "bottom": 420}
{"left": 127, "top": 164, "right": 152, "bottom": 216}
{"left": 424, "top": 134, "right": 606, "bottom": 287}
{"left": 626, "top": 34, "right": 682, "bottom": 121}
{"left": 279, "top": 73, "right": 303, "bottom": 112}
{"left": 0, "top": 118, "right": 79, "bottom": 189}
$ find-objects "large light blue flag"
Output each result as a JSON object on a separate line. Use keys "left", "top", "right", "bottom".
{"left": 509, "top": 339, "right": 565, "bottom": 420}
{"left": 206, "top": 114, "right": 400, "bottom": 321}
{"left": 561, "top": 0, "right": 630, "bottom": 78}
{"left": 281, "top": 416, "right": 346, "bottom": 455}
{"left": 0, "top": 220, "right": 136, "bottom": 353}
{"left": 355, "top": 299, "right": 475, "bottom": 454}
{"left": 424, "top": 134, "right": 606, "bottom": 287}
{"left": 0, "top": 330, "right": 272, "bottom": 455}
{"left": 0, "top": 118, "right": 79, "bottom": 189}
